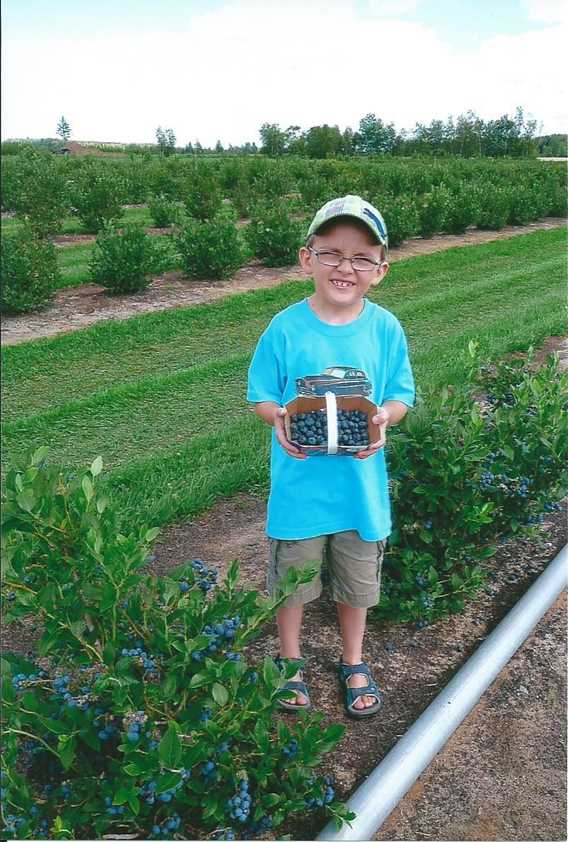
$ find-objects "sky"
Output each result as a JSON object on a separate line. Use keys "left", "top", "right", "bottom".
{"left": 2, "top": 0, "right": 567, "bottom": 146}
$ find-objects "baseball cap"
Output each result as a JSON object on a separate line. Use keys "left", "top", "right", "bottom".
{"left": 306, "top": 195, "right": 388, "bottom": 250}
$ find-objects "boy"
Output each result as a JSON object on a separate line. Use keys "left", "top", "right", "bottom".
{"left": 247, "top": 196, "right": 414, "bottom": 718}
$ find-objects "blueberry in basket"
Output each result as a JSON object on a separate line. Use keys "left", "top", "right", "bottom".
{"left": 291, "top": 409, "right": 368, "bottom": 447}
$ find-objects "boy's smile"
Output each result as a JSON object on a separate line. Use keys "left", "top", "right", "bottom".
{"left": 300, "top": 221, "right": 389, "bottom": 324}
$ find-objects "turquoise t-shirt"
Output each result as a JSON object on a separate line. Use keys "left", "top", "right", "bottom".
{"left": 247, "top": 298, "right": 415, "bottom": 541}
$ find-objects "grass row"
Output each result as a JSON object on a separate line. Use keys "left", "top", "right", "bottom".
{"left": 1, "top": 205, "right": 153, "bottom": 236}
{"left": 2, "top": 228, "right": 566, "bottom": 532}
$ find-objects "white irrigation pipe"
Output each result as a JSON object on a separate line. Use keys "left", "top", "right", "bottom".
{"left": 317, "top": 544, "right": 568, "bottom": 842}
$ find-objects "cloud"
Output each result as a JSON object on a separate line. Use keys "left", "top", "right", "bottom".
{"left": 1, "top": 0, "right": 566, "bottom": 144}
{"left": 366, "top": 0, "right": 423, "bottom": 15}
{"left": 466, "top": 25, "right": 567, "bottom": 133}
{"left": 522, "top": 0, "right": 568, "bottom": 24}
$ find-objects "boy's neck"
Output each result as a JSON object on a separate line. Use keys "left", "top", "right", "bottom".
{"left": 307, "top": 294, "right": 365, "bottom": 325}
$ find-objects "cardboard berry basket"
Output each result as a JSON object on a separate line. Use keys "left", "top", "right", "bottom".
{"left": 284, "top": 394, "right": 383, "bottom": 456}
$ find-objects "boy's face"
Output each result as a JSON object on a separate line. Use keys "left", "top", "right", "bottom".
{"left": 299, "top": 221, "right": 388, "bottom": 315}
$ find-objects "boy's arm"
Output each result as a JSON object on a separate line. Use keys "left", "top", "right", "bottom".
{"left": 382, "top": 400, "right": 409, "bottom": 427}
{"left": 254, "top": 401, "right": 307, "bottom": 460}
{"left": 354, "top": 400, "right": 410, "bottom": 461}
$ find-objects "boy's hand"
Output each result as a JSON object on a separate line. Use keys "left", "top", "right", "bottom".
{"left": 274, "top": 406, "right": 308, "bottom": 460}
{"left": 354, "top": 407, "right": 389, "bottom": 460}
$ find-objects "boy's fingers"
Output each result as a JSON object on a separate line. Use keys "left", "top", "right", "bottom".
{"left": 371, "top": 408, "right": 389, "bottom": 426}
{"left": 355, "top": 423, "right": 387, "bottom": 459}
{"left": 274, "top": 414, "right": 307, "bottom": 459}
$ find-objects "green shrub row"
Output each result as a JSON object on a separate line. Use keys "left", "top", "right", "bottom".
{"left": 1, "top": 173, "right": 565, "bottom": 312}
{"left": 3, "top": 150, "right": 565, "bottom": 226}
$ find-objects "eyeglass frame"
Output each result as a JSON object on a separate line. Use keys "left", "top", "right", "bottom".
{"left": 307, "top": 246, "right": 385, "bottom": 272}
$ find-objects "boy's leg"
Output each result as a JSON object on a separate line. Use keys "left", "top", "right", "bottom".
{"left": 337, "top": 603, "right": 374, "bottom": 710}
{"left": 329, "top": 532, "right": 386, "bottom": 711}
{"left": 268, "top": 536, "right": 326, "bottom": 707}
{"left": 277, "top": 604, "right": 308, "bottom": 706}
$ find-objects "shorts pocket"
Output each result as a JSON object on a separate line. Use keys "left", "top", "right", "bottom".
{"left": 376, "top": 539, "right": 386, "bottom": 584}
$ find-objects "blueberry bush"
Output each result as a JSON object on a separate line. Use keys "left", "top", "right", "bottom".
{"left": 184, "top": 171, "right": 223, "bottom": 221}
{"left": 0, "top": 225, "right": 60, "bottom": 313}
{"left": 379, "top": 194, "right": 417, "bottom": 247}
{"left": 475, "top": 187, "right": 510, "bottom": 230}
{"left": 71, "top": 163, "right": 125, "bottom": 233}
{"left": 174, "top": 212, "right": 250, "bottom": 280}
{"left": 444, "top": 184, "right": 480, "bottom": 234}
{"left": 148, "top": 194, "right": 182, "bottom": 228}
{"left": 4, "top": 149, "right": 70, "bottom": 236}
{"left": 375, "top": 346, "right": 568, "bottom": 625}
{"left": 90, "top": 223, "right": 172, "bottom": 294}
{"left": 1, "top": 450, "right": 354, "bottom": 839}
{"left": 416, "top": 186, "right": 450, "bottom": 238}
{"left": 245, "top": 202, "right": 304, "bottom": 266}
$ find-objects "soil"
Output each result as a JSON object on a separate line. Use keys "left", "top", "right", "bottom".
{"left": 1, "top": 218, "right": 565, "bottom": 347}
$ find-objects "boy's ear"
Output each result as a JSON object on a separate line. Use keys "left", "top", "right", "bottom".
{"left": 372, "top": 261, "right": 389, "bottom": 286}
{"left": 299, "top": 246, "right": 312, "bottom": 271}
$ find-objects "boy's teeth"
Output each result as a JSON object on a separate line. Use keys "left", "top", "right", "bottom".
{"left": 332, "top": 280, "right": 353, "bottom": 288}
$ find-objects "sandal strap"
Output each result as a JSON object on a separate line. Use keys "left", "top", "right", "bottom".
{"left": 339, "top": 661, "right": 381, "bottom": 704}
{"left": 282, "top": 679, "right": 309, "bottom": 694}
{"left": 345, "top": 682, "right": 380, "bottom": 702}
{"left": 339, "top": 661, "right": 372, "bottom": 681}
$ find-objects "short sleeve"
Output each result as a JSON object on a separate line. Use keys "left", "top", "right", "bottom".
{"left": 247, "top": 325, "right": 285, "bottom": 404}
{"left": 382, "top": 323, "right": 415, "bottom": 407}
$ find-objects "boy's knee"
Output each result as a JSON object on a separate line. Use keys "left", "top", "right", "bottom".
{"left": 267, "top": 537, "right": 325, "bottom": 606}
{"left": 329, "top": 533, "right": 386, "bottom": 608}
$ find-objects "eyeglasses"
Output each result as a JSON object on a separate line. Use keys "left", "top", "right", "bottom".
{"left": 308, "top": 247, "right": 383, "bottom": 273}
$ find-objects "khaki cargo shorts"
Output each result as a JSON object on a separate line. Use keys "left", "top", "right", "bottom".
{"left": 267, "top": 530, "right": 386, "bottom": 609}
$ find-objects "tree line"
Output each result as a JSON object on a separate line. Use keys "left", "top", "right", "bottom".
{"left": 3, "top": 108, "right": 565, "bottom": 159}
{"left": 258, "top": 107, "right": 547, "bottom": 158}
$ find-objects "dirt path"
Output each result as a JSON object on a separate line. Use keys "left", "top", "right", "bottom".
{"left": 1, "top": 218, "right": 564, "bottom": 347}
{"left": 374, "top": 591, "right": 567, "bottom": 841}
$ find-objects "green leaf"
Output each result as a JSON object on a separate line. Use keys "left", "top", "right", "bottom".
{"left": 253, "top": 718, "right": 270, "bottom": 752}
{"left": 96, "top": 496, "right": 109, "bottom": 514}
{"left": 162, "top": 674, "right": 177, "bottom": 700}
{"left": 69, "top": 619, "right": 86, "bottom": 639}
{"left": 212, "top": 682, "right": 229, "bottom": 706}
{"left": 263, "top": 793, "right": 281, "bottom": 808}
{"left": 58, "top": 735, "right": 75, "bottom": 771}
{"left": 113, "top": 788, "right": 130, "bottom": 806}
{"left": 90, "top": 456, "right": 103, "bottom": 477}
{"left": 155, "top": 772, "right": 180, "bottom": 795}
{"left": 123, "top": 763, "right": 143, "bottom": 776}
{"left": 263, "top": 656, "right": 280, "bottom": 688}
{"left": 322, "top": 723, "right": 345, "bottom": 743}
{"left": 82, "top": 475, "right": 94, "bottom": 503}
{"left": 145, "top": 526, "right": 160, "bottom": 542}
{"left": 16, "top": 490, "right": 35, "bottom": 512}
{"left": 31, "top": 445, "right": 49, "bottom": 466}
{"left": 128, "top": 791, "right": 140, "bottom": 816}
{"left": 225, "top": 559, "right": 240, "bottom": 589}
{"left": 80, "top": 727, "right": 100, "bottom": 751}
{"left": 189, "top": 671, "right": 209, "bottom": 689}
{"left": 158, "top": 720, "right": 182, "bottom": 769}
